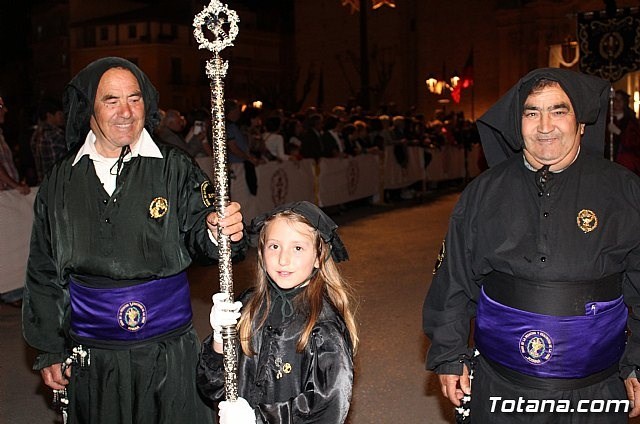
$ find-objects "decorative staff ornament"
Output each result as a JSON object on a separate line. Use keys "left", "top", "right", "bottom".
{"left": 53, "top": 345, "right": 90, "bottom": 424}
{"left": 193, "top": 0, "right": 240, "bottom": 402}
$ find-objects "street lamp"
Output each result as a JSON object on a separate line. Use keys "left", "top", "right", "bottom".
{"left": 425, "top": 67, "right": 459, "bottom": 96}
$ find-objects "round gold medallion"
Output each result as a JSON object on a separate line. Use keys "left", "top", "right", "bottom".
{"left": 149, "top": 197, "right": 168, "bottom": 219}
{"left": 576, "top": 209, "right": 598, "bottom": 233}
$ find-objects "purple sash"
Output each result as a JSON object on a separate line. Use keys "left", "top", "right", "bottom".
{"left": 475, "top": 287, "right": 627, "bottom": 378}
{"left": 70, "top": 272, "right": 193, "bottom": 343}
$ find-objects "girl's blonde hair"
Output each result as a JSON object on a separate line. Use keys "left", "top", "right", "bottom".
{"left": 237, "top": 210, "right": 358, "bottom": 356}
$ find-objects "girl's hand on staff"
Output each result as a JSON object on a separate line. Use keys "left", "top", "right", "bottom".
{"left": 218, "top": 397, "right": 256, "bottom": 424}
{"left": 206, "top": 201, "right": 244, "bottom": 242}
{"left": 210, "top": 292, "right": 242, "bottom": 352}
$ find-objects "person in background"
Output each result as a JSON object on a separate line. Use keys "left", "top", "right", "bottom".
{"left": 262, "top": 115, "right": 289, "bottom": 162}
{"left": 321, "top": 114, "right": 345, "bottom": 158}
{"left": 22, "top": 57, "right": 245, "bottom": 424}
{"left": 226, "top": 99, "right": 258, "bottom": 166}
{"left": 0, "top": 94, "right": 31, "bottom": 307}
{"left": 0, "top": 96, "right": 29, "bottom": 194}
{"left": 300, "top": 113, "right": 325, "bottom": 160}
{"left": 606, "top": 89, "right": 640, "bottom": 175}
{"left": 184, "top": 108, "right": 213, "bottom": 158}
{"left": 156, "top": 108, "right": 210, "bottom": 158}
{"left": 240, "top": 106, "right": 266, "bottom": 162}
{"left": 30, "top": 97, "right": 67, "bottom": 184}
{"left": 423, "top": 67, "right": 640, "bottom": 422}
{"left": 282, "top": 116, "right": 304, "bottom": 159}
{"left": 341, "top": 122, "right": 361, "bottom": 157}
{"left": 197, "top": 201, "right": 358, "bottom": 424}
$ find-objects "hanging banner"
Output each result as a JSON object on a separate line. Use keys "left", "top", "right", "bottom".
{"left": 577, "top": 8, "right": 640, "bottom": 82}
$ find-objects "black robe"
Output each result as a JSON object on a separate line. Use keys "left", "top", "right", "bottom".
{"left": 197, "top": 289, "right": 354, "bottom": 424}
{"left": 423, "top": 150, "right": 640, "bottom": 422}
{"left": 22, "top": 143, "right": 239, "bottom": 424}
{"left": 424, "top": 150, "right": 640, "bottom": 373}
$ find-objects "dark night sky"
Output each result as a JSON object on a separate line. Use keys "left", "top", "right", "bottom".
{"left": 0, "top": 0, "right": 292, "bottom": 64}
{"left": 0, "top": 1, "right": 34, "bottom": 63}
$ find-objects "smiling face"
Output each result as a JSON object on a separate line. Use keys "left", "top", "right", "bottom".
{"left": 262, "top": 216, "right": 320, "bottom": 290}
{"left": 521, "top": 82, "right": 584, "bottom": 171}
{"left": 90, "top": 67, "right": 145, "bottom": 157}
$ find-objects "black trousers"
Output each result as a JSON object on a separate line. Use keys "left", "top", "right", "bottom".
{"left": 468, "top": 356, "right": 629, "bottom": 423}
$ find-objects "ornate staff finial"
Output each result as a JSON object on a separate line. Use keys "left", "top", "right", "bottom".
{"left": 193, "top": 0, "right": 240, "bottom": 402}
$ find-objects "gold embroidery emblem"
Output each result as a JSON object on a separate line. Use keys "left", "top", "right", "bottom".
{"left": 577, "top": 209, "right": 598, "bottom": 233}
{"left": 433, "top": 240, "right": 446, "bottom": 275}
{"left": 282, "top": 362, "right": 292, "bottom": 374}
{"left": 149, "top": 197, "right": 168, "bottom": 219}
{"left": 200, "top": 180, "right": 216, "bottom": 207}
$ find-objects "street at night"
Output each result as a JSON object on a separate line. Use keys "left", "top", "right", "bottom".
{"left": 2, "top": 192, "right": 460, "bottom": 423}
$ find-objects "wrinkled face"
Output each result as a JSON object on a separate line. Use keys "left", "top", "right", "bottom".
{"left": 90, "top": 68, "right": 145, "bottom": 157}
{"left": 262, "top": 216, "right": 320, "bottom": 290}
{"left": 521, "top": 83, "right": 583, "bottom": 171}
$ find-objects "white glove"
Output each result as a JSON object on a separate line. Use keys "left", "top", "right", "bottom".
{"left": 608, "top": 121, "right": 621, "bottom": 135}
{"left": 210, "top": 292, "right": 242, "bottom": 343}
{"left": 218, "top": 397, "right": 256, "bottom": 424}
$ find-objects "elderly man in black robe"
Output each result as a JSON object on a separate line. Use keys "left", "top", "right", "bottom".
{"left": 22, "top": 57, "right": 245, "bottom": 424}
{"left": 423, "top": 67, "right": 640, "bottom": 423}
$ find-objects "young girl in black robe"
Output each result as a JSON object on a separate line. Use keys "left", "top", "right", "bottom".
{"left": 197, "top": 201, "right": 358, "bottom": 424}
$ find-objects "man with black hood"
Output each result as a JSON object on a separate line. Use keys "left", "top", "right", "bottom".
{"left": 423, "top": 67, "right": 640, "bottom": 423}
{"left": 22, "top": 57, "right": 245, "bottom": 423}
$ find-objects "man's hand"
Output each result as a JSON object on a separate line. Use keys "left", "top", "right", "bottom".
{"left": 625, "top": 376, "right": 640, "bottom": 417}
{"left": 206, "top": 201, "right": 244, "bottom": 242}
{"left": 438, "top": 365, "right": 471, "bottom": 407}
{"left": 40, "top": 363, "right": 70, "bottom": 390}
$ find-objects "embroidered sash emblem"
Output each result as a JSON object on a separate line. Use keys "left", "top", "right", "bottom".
{"left": 118, "top": 301, "right": 147, "bottom": 332}
{"left": 520, "top": 330, "right": 553, "bottom": 365}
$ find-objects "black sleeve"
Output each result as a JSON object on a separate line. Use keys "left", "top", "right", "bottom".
{"left": 422, "top": 195, "right": 479, "bottom": 373}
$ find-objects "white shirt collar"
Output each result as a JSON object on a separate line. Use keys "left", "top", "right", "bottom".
{"left": 72, "top": 128, "right": 163, "bottom": 166}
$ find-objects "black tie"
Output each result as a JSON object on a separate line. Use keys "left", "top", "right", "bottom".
{"left": 535, "top": 165, "right": 551, "bottom": 194}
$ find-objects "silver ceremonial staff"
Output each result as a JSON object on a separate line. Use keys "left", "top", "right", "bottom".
{"left": 193, "top": 0, "right": 240, "bottom": 401}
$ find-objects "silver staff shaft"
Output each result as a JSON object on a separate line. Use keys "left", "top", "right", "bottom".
{"left": 608, "top": 86, "right": 615, "bottom": 162}
{"left": 193, "top": 0, "right": 240, "bottom": 401}
{"left": 209, "top": 54, "right": 238, "bottom": 401}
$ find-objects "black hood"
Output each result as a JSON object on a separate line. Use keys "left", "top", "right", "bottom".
{"left": 62, "top": 57, "right": 161, "bottom": 150}
{"left": 476, "top": 67, "right": 611, "bottom": 167}
{"left": 248, "top": 201, "right": 349, "bottom": 263}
